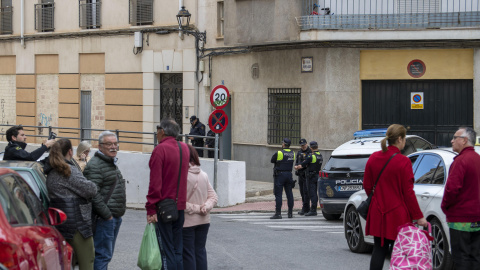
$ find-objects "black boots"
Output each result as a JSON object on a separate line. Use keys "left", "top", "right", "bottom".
{"left": 270, "top": 210, "right": 282, "bottom": 219}
{"left": 298, "top": 210, "right": 305, "bottom": 215}
{"left": 305, "top": 210, "right": 317, "bottom": 216}
{"left": 288, "top": 208, "right": 293, "bottom": 218}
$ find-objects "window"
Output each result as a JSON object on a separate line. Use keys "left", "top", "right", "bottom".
{"left": 79, "top": 0, "right": 101, "bottom": 29}
{"left": 35, "top": 0, "right": 55, "bottom": 32}
{"left": 431, "top": 160, "right": 445, "bottom": 185}
{"left": 268, "top": 88, "right": 301, "bottom": 145}
{"left": 323, "top": 155, "right": 371, "bottom": 172}
{"left": 0, "top": 0, "right": 12, "bottom": 34}
{"left": 81, "top": 91, "right": 92, "bottom": 140}
{"left": 129, "top": 0, "right": 153, "bottom": 26}
{"left": 217, "top": 1, "right": 224, "bottom": 38}
{"left": 414, "top": 154, "right": 441, "bottom": 184}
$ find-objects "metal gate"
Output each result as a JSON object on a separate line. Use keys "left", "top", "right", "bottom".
{"left": 362, "top": 80, "right": 473, "bottom": 147}
{"left": 160, "top": 73, "right": 183, "bottom": 132}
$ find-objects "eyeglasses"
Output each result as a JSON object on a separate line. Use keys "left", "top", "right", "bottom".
{"left": 453, "top": 136, "right": 466, "bottom": 140}
{"left": 100, "top": 142, "right": 119, "bottom": 147}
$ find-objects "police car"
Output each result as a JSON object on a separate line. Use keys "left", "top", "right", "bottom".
{"left": 318, "top": 129, "right": 434, "bottom": 220}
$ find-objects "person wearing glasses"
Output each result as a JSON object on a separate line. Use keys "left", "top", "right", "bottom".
{"left": 83, "top": 131, "right": 126, "bottom": 270}
{"left": 441, "top": 127, "right": 480, "bottom": 269}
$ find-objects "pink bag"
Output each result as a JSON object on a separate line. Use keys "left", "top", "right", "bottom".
{"left": 390, "top": 222, "right": 434, "bottom": 270}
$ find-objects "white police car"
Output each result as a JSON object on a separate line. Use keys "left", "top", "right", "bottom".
{"left": 318, "top": 129, "right": 434, "bottom": 220}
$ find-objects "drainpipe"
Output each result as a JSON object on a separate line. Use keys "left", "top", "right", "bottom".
{"left": 21, "top": 0, "right": 25, "bottom": 48}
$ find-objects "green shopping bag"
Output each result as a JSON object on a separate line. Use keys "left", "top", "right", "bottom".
{"left": 137, "top": 223, "right": 162, "bottom": 270}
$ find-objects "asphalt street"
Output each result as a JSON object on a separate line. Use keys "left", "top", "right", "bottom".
{"left": 109, "top": 209, "right": 389, "bottom": 270}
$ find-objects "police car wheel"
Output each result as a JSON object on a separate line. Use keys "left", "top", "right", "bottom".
{"left": 321, "top": 210, "right": 341, "bottom": 221}
{"left": 344, "top": 206, "right": 372, "bottom": 253}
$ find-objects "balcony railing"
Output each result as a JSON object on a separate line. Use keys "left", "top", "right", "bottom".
{"left": 297, "top": 0, "right": 480, "bottom": 30}
{"left": 129, "top": 0, "right": 153, "bottom": 26}
{"left": 79, "top": 1, "right": 101, "bottom": 29}
{"left": 35, "top": 2, "right": 55, "bottom": 32}
{"left": 0, "top": 6, "right": 13, "bottom": 35}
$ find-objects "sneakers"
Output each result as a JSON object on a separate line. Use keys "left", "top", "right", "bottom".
{"left": 305, "top": 211, "right": 317, "bottom": 216}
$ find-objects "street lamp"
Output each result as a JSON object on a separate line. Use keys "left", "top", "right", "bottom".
{"left": 176, "top": 6, "right": 191, "bottom": 29}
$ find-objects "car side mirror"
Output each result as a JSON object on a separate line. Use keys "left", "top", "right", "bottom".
{"left": 48, "top": 208, "right": 67, "bottom": 226}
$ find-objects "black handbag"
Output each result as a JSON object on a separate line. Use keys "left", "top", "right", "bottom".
{"left": 357, "top": 153, "right": 397, "bottom": 220}
{"left": 157, "top": 142, "right": 183, "bottom": 223}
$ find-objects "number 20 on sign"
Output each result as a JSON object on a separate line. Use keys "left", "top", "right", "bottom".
{"left": 210, "top": 85, "right": 230, "bottom": 109}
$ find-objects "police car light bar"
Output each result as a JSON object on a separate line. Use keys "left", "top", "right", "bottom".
{"left": 353, "top": 128, "right": 388, "bottom": 139}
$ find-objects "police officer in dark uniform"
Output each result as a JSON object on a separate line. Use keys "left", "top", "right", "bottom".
{"left": 3, "top": 125, "right": 55, "bottom": 161}
{"left": 188, "top": 115, "right": 206, "bottom": 157}
{"left": 205, "top": 129, "right": 215, "bottom": 158}
{"left": 270, "top": 138, "right": 295, "bottom": 219}
{"left": 296, "top": 141, "right": 323, "bottom": 216}
{"left": 295, "top": 138, "right": 312, "bottom": 215}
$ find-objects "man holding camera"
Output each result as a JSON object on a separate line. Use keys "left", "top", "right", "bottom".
{"left": 3, "top": 125, "right": 55, "bottom": 161}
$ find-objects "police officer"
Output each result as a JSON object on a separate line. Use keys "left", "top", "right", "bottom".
{"left": 188, "top": 115, "right": 206, "bottom": 157}
{"left": 270, "top": 138, "right": 295, "bottom": 219}
{"left": 3, "top": 125, "right": 55, "bottom": 161}
{"left": 296, "top": 141, "right": 323, "bottom": 216}
{"left": 295, "top": 138, "right": 312, "bottom": 215}
{"left": 205, "top": 129, "right": 215, "bottom": 158}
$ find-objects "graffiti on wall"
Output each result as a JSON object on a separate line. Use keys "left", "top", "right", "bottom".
{"left": 38, "top": 113, "right": 53, "bottom": 135}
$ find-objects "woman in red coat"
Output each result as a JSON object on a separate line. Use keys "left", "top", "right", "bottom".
{"left": 363, "top": 124, "right": 427, "bottom": 270}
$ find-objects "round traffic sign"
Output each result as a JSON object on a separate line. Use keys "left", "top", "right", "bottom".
{"left": 208, "top": 109, "right": 229, "bottom": 133}
{"left": 210, "top": 85, "right": 230, "bottom": 109}
{"left": 413, "top": 94, "right": 422, "bottom": 103}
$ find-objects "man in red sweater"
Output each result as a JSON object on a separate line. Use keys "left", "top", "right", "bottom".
{"left": 146, "top": 118, "right": 190, "bottom": 270}
{"left": 441, "top": 126, "right": 480, "bottom": 270}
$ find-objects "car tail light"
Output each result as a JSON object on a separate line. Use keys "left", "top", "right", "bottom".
{"left": 0, "top": 242, "right": 18, "bottom": 268}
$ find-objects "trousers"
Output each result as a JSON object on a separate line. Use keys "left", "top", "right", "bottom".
{"left": 306, "top": 173, "right": 318, "bottom": 211}
{"left": 450, "top": 228, "right": 480, "bottom": 270}
{"left": 298, "top": 171, "right": 309, "bottom": 212}
{"left": 156, "top": 210, "right": 185, "bottom": 270}
{"left": 274, "top": 171, "right": 294, "bottom": 211}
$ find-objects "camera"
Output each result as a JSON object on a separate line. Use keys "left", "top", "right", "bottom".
{"left": 48, "top": 132, "right": 57, "bottom": 140}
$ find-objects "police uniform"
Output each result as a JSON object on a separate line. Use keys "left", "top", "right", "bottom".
{"left": 270, "top": 138, "right": 295, "bottom": 219}
{"left": 3, "top": 141, "right": 48, "bottom": 161}
{"left": 205, "top": 130, "right": 215, "bottom": 158}
{"left": 296, "top": 139, "right": 312, "bottom": 215}
{"left": 189, "top": 116, "right": 206, "bottom": 157}
{"left": 299, "top": 141, "right": 323, "bottom": 216}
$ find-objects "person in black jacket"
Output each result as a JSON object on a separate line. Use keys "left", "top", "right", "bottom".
{"left": 188, "top": 115, "right": 206, "bottom": 157}
{"left": 270, "top": 138, "right": 296, "bottom": 219}
{"left": 294, "top": 138, "right": 312, "bottom": 215}
{"left": 45, "top": 138, "right": 97, "bottom": 270}
{"left": 295, "top": 141, "right": 323, "bottom": 216}
{"left": 3, "top": 125, "right": 55, "bottom": 161}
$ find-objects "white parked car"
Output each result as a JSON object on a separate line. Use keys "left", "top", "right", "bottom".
{"left": 343, "top": 148, "right": 480, "bottom": 270}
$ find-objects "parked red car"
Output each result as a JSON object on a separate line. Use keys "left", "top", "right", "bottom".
{"left": 0, "top": 168, "right": 73, "bottom": 269}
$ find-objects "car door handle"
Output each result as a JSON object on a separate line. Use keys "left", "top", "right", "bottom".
{"left": 421, "top": 192, "right": 431, "bottom": 199}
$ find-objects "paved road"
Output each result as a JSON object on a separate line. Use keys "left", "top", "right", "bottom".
{"left": 109, "top": 209, "right": 389, "bottom": 270}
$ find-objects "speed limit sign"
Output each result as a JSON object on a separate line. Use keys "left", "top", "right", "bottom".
{"left": 210, "top": 85, "right": 230, "bottom": 109}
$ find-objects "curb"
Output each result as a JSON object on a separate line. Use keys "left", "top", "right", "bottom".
{"left": 245, "top": 189, "right": 273, "bottom": 198}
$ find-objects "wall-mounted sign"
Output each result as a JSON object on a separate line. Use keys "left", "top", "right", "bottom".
{"left": 411, "top": 92, "right": 424, "bottom": 109}
{"left": 407, "top": 59, "right": 426, "bottom": 78}
{"left": 301, "top": 57, "right": 313, "bottom": 73}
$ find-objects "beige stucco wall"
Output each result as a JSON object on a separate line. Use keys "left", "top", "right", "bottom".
{"left": 36, "top": 75, "right": 59, "bottom": 141}
{"left": 0, "top": 75, "right": 16, "bottom": 141}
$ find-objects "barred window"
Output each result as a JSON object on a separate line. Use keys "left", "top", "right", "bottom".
{"left": 129, "top": 0, "right": 153, "bottom": 26}
{"left": 35, "top": 1, "right": 55, "bottom": 32}
{"left": 268, "top": 88, "right": 301, "bottom": 145}
{"left": 79, "top": 0, "right": 101, "bottom": 29}
{"left": 0, "top": 0, "right": 13, "bottom": 35}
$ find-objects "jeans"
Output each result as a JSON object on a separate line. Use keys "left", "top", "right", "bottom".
{"left": 450, "top": 228, "right": 480, "bottom": 270}
{"left": 182, "top": 223, "right": 210, "bottom": 270}
{"left": 274, "top": 172, "right": 294, "bottom": 211}
{"left": 93, "top": 217, "right": 122, "bottom": 270}
{"left": 156, "top": 210, "right": 185, "bottom": 270}
{"left": 306, "top": 173, "right": 318, "bottom": 211}
{"left": 370, "top": 237, "right": 394, "bottom": 270}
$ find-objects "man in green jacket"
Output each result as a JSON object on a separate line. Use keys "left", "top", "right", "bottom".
{"left": 84, "top": 131, "right": 126, "bottom": 270}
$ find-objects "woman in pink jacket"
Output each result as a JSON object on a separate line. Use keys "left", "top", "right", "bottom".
{"left": 183, "top": 144, "right": 218, "bottom": 270}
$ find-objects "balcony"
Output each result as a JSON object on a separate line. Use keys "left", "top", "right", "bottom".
{"left": 296, "top": 0, "right": 480, "bottom": 30}
{"left": 79, "top": 1, "right": 102, "bottom": 29}
{"left": 0, "top": 6, "right": 12, "bottom": 35}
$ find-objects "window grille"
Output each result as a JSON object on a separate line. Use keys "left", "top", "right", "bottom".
{"left": 79, "top": 0, "right": 101, "bottom": 29}
{"left": 35, "top": 2, "right": 55, "bottom": 32}
{"left": 0, "top": 6, "right": 12, "bottom": 35}
{"left": 217, "top": 1, "right": 224, "bottom": 38}
{"left": 397, "top": 0, "right": 440, "bottom": 13}
{"left": 268, "top": 88, "right": 301, "bottom": 145}
{"left": 129, "top": 0, "right": 153, "bottom": 26}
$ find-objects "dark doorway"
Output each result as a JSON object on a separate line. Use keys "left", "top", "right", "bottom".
{"left": 160, "top": 73, "right": 183, "bottom": 133}
{"left": 362, "top": 80, "right": 473, "bottom": 147}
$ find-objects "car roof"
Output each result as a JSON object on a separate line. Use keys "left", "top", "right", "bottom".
{"left": 331, "top": 135, "right": 424, "bottom": 156}
{"left": 0, "top": 160, "right": 37, "bottom": 169}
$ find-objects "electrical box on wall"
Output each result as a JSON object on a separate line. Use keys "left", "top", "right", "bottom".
{"left": 203, "top": 76, "right": 210, "bottom": 87}
{"left": 134, "top": 32, "right": 143, "bottom": 48}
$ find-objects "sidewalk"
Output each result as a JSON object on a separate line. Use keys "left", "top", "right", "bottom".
{"left": 127, "top": 180, "right": 303, "bottom": 213}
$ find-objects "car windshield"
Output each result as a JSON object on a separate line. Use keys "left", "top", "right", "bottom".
{"left": 323, "top": 155, "right": 371, "bottom": 172}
